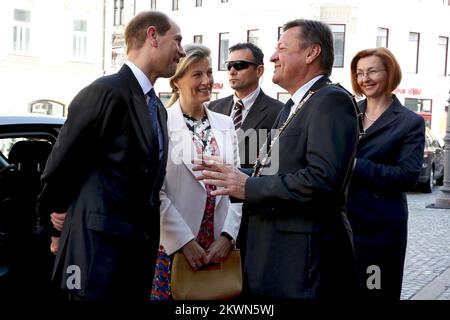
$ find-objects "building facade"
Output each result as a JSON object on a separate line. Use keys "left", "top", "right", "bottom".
{"left": 0, "top": 0, "right": 106, "bottom": 116}
{"left": 2, "top": 0, "right": 449, "bottom": 140}
{"left": 105, "top": 0, "right": 450, "bottom": 139}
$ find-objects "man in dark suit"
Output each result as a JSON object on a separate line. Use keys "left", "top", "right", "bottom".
{"left": 36, "top": 11, "right": 185, "bottom": 301}
{"left": 208, "top": 43, "right": 283, "bottom": 263}
{"left": 208, "top": 42, "right": 283, "bottom": 169}
{"left": 195, "top": 19, "right": 359, "bottom": 299}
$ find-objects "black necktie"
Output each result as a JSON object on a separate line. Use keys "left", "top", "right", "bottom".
{"left": 147, "top": 88, "right": 163, "bottom": 159}
{"left": 277, "top": 99, "right": 294, "bottom": 128}
{"left": 232, "top": 100, "right": 244, "bottom": 130}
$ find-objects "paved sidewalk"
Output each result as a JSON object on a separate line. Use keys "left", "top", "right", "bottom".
{"left": 410, "top": 267, "right": 450, "bottom": 299}
{"left": 401, "top": 189, "right": 450, "bottom": 300}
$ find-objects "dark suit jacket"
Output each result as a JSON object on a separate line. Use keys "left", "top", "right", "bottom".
{"left": 346, "top": 96, "right": 425, "bottom": 299}
{"left": 208, "top": 90, "right": 283, "bottom": 168}
{"left": 347, "top": 96, "right": 425, "bottom": 223}
{"left": 243, "top": 77, "right": 359, "bottom": 299}
{"left": 37, "top": 65, "right": 168, "bottom": 301}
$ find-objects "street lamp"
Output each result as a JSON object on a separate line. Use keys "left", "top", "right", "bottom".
{"left": 427, "top": 90, "right": 450, "bottom": 209}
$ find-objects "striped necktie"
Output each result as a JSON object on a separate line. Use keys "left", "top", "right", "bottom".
{"left": 232, "top": 100, "right": 244, "bottom": 130}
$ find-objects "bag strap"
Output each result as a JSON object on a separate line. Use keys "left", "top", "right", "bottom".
{"left": 332, "top": 82, "right": 365, "bottom": 140}
{"left": 329, "top": 82, "right": 363, "bottom": 197}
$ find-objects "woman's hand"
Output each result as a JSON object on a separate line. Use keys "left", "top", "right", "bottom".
{"left": 205, "top": 235, "right": 232, "bottom": 265}
{"left": 181, "top": 240, "right": 208, "bottom": 271}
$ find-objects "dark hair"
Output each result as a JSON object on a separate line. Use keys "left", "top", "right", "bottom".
{"left": 124, "top": 11, "right": 172, "bottom": 54}
{"left": 283, "top": 19, "right": 334, "bottom": 75}
{"left": 229, "top": 42, "right": 264, "bottom": 66}
{"left": 350, "top": 47, "right": 402, "bottom": 97}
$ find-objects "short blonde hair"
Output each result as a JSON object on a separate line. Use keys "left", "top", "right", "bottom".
{"left": 167, "top": 44, "right": 212, "bottom": 107}
{"left": 350, "top": 47, "right": 402, "bottom": 97}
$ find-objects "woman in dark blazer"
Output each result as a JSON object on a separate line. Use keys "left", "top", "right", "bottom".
{"left": 347, "top": 47, "right": 425, "bottom": 299}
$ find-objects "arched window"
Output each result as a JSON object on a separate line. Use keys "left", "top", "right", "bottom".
{"left": 29, "top": 99, "right": 66, "bottom": 117}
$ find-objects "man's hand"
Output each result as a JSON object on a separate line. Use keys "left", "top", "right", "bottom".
{"left": 50, "top": 236, "right": 59, "bottom": 255}
{"left": 192, "top": 156, "right": 248, "bottom": 200}
{"left": 50, "top": 212, "right": 66, "bottom": 231}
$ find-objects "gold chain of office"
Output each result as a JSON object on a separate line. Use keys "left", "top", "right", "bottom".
{"left": 253, "top": 90, "right": 316, "bottom": 177}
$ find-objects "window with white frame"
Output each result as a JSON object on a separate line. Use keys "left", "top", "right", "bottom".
{"left": 247, "top": 29, "right": 259, "bottom": 46}
{"left": 408, "top": 32, "right": 420, "bottom": 73}
{"left": 151, "top": 0, "right": 157, "bottom": 9}
{"left": 12, "top": 9, "right": 31, "bottom": 53}
{"left": 196, "top": 0, "right": 202, "bottom": 7}
{"left": 193, "top": 35, "right": 203, "bottom": 44}
{"left": 172, "top": 0, "right": 179, "bottom": 10}
{"left": 218, "top": 32, "right": 229, "bottom": 71}
{"left": 114, "top": 0, "right": 124, "bottom": 26}
{"left": 73, "top": 19, "right": 88, "bottom": 60}
{"left": 330, "top": 24, "right": 345, "bottom": 68}
{"left": 158, "top": 92, "right": 172, "bottom": 106}
{"left": 277, "top": 92, "right": 290, "bottom": 104}
{"left": 278, "top": 26, "right": 283, "bottom": 40}
{"left": 438, "top": 36, "right": 448, "bottom": 76}
{"left": 376, "top": 27, "right": 389, "bottom": 48}
{"left": 405, "top": 98, "right": 432, "bottom": 113}
{"left": 29, "top": 100, "right": 66, "bottom": 117}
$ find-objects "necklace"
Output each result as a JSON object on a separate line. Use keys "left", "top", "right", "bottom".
{"left": 364, "top": 112, "right": 377, "bottom": 122}
{"left": 180, "top": 103, "right": 206, "bottom": 120}
{"left": 364, "top": 96, "right": 393, "bottom": 123}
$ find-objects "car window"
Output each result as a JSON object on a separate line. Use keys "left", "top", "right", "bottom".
{"left": 0, "top": 137, "right": 27, "bottom": 159}
{"left": 425, "top": 128, "right": 442, "bottom": 149}
{"left": 425, "top": 133, "right": 433, "bottom": 148}
{"left": 0, "top": 117, "right": 63, "bottom": 170}
{"left": 0, "top": 137, "right": 52, "bottom": 164}
{"left": 432, "top": 140, "right": 441, "bottom": 148}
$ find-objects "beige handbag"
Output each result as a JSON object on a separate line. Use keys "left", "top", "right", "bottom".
{"left": 171, "top": 249, "right": 242, "bottom": 300}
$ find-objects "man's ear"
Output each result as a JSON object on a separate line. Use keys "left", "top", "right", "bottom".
{"left": 256, "top": 64, "right": 265, "bottom": 78}
{"left": 147, "top": 26, "right": 158, "bottom": 47}
{"left": 305, "top": 44, "right": 321, "bottom": 64}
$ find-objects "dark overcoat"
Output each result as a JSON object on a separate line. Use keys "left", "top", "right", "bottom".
{"left": 37, "top": 65, "right": 168, "bottom": 300}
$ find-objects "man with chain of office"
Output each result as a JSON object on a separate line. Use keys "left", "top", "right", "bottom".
{"left": 194, "top": 19, "right": 360, "bottom": 299}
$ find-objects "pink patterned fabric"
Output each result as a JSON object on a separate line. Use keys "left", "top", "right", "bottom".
{"left": 187, "top": 114, "right": 220, "bottom": 250}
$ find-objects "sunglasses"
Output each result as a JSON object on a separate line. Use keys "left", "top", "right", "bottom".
{"left": 226, "top": 60, "right": 259, "bottom": 71}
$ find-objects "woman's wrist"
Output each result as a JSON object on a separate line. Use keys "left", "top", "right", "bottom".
{"left": 220, "top": 232, "right": 235, "bottom": 245}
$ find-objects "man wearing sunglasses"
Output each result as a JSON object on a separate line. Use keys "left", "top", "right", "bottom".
{"left": 208, "top": 43, "right": 282, "bottom": 266}
{"left": 208, "top": 42, "right": 283, "bottom": 169}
